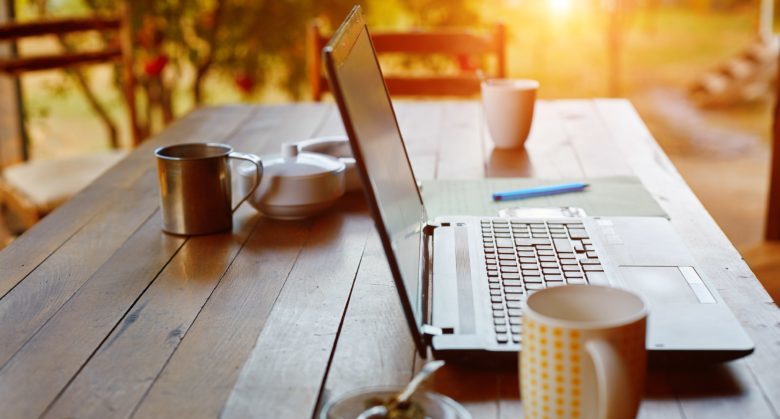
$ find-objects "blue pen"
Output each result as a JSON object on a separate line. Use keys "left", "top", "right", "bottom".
{"left": 492, "top": 182, "right": 589, "bottom": 201}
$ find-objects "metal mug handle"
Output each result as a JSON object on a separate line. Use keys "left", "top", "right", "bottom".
{"left": 228, "top": 151, "right": 263, "bottom": 212}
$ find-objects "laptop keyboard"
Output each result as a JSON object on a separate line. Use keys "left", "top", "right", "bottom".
{"left": 481, "top": 219, "right": 605, "bottom": 345}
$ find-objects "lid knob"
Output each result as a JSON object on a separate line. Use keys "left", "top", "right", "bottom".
{"left": 281, "top": 143, "right": 299, "bottom": 159}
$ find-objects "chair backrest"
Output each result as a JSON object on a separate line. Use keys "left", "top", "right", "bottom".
{"left": 768, "top": 53, "right": 780, "bottom": 241}
{"left": 0, "top": 6, "right": 140, "bottom": 147}
{"left": 308, "top": 21, "right": 506, "bottom": 101}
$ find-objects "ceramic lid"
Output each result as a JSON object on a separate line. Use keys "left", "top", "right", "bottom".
{"left": 262, "top": 143, "right": 345, "bottom": 178}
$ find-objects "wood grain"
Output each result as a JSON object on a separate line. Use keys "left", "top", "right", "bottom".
{"left": 0, "top": 106, "right": 254, "bottom": 299}
{"left": 0, "top": 101, "right": 777, "bottom": 419}
{"left": 36, "top": 104, "right": 330, "bottom": 419}
{"left": 220, "top": 195, "right": 372, "bottom": 419}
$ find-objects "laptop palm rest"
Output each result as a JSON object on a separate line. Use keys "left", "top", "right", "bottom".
{"left": 618, "top": 266, "right": 716, "bottom": 304}
{"left": 432, "top": 225, "right": 476, "bottom": 334}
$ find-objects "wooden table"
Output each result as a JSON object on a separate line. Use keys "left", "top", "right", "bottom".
{"left": 0, "top": 100, "right": 778, "bottom": 419}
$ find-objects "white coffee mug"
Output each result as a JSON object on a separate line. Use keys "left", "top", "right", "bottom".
{"left": 481, "top": 79, "right": 539, "bottom": 149}
{"left": 521, "top": 285, "right": 647, "bottom": 419}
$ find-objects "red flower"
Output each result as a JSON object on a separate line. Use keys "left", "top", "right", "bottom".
{"left": 144, "top": 55, "right": 168, "bottom": 77}
{"left": 234, "top": 73, "right": 255, "bottom": 94}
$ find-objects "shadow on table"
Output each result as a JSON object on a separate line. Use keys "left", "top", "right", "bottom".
{"left": 486, "top": 148, "right": 533, "bottom": 178}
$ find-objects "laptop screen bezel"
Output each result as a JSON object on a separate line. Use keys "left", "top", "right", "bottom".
{"left": 323, "top": 5, "right": 428, "bottom": 356}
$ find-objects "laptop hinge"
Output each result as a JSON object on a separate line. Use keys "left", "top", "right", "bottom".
{"left": 420, "top": 222, "right": 439, "bottom": 333}
{"left": 421, "top": 324, "right": 443, "bottom": 345}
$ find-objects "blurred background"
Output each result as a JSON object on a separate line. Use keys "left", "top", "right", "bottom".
{"left": 0, "top": 0, "right": 777, "bottom": 279}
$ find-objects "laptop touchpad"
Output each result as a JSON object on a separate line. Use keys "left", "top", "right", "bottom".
{"left": 618, "top": 266, "right": 716, "bottom": 304}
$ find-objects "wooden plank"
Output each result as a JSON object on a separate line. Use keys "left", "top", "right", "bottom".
{"left": 593, "top": 99, "right": 780, "bottom": 418}
{"left": 0, "top": 212, "right": 184, "bottom": 419}
{"left": 221, "top": 196, "right": 372, "bottom": 419}
{"left": 0, "top": 106, "right": 254, "bottom": 298}
{"left": 317, "top": 233, "right": 416, "bottom": 407}
{"left": 436, "top": 101, "right": 485, "bottom": 179}
{"left": 41, "top": 205, "right": 259, "bottom": 419}
{"left": 553, "top": 100, "right": 633, "bottom": 178}
{"left": 767, "top": 68, "right": 780, "bottom": 240}
{"left": 0, "top": 16, "right": 120, "bottom": 41}
{"left": 130, "top": 217, "right": 310, "bottom": 419}
{"left": 0, "top": 171, "right": 162, "bottom": 367}
{"left": 31, "top": 104, "right": 330, "bottom": 419}
{"left": 371, "top": 30, "right": 497, "bottom": 55}
{"left": 384, "top": 76, "right": 481, "bottom": 97}
{"left": 0, "top": 48, "right": 121, "bottom": 74}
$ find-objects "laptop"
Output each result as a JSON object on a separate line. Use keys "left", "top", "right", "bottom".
{"left": 323, "top": 6, "right": 753, "bottom": 364}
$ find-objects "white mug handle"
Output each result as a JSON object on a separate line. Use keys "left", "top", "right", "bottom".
{"left": 585, "top": 339, "right": 633, "bottom": 419}
{"left": 228, "top": 152, "right": 263, "bottom": 212}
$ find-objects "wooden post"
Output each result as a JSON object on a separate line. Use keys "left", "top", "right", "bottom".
{"left": 606, "top": 0, "right": 622, "bottom": 97}
{"left": 0, "top": 0, "right": 24, "bottom": 167}
{"left": 767, "top": 53, "right": 780, "bottom": 241}
{"left": 758, "top": 0, "right": 774, "bottom": 39}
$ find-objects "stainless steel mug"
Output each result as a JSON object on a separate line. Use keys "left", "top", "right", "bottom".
{"left": 155, "top": 143, "right": 263, "bottom": 235}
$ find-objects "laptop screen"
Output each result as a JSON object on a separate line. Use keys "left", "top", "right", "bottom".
{"left": 324, "top": 10, "right": 428, "bottom": 340}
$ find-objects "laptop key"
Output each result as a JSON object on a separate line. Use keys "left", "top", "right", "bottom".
{"left": 501, "top": 266, "right": 519, "bottom": 273}
{"left": 494, "top": 317, "right": 506, "bottom": 325}
{"left": 567, "top": 278, "right": 587, "bottom": 284}
{"left": 487, "top": 270, "right": 498, "bottom": 277}
{"left": 503, "top": 280, "right": 522, "bottom": 287}
{"left": 495, "top": 325, "right": 508, "bottom": 334}
{"left": 564, "top": 271, "right": 583, "bottom": 278}
{"left": 496, "top": 334, "right": 509, "bottom": 344}
{"left": 586, "top": 251, "right": 599, "bottom": 259}
{"left": 538, "top": 250, "right": 555, "bottom": 256}
{"left": 492, "top": 303, "right": 504, "bottom": 310}
{"left": 583, "top": 264, "right": 604, "bottom": 272}
{"left": 580, "top": 258, "right": 601, "bottom": 265}
{"left": 491, "top": 296, "right": 502, "bottom": 303}
{"left": 553, "top": 239, "right": 573, "bottom": 254}
{"left": 568, "top": 229, "right": 589, "bottom": 239}
{"left": 523, "top": 270, "right": 541, "bottom": 277}
{"left": 562, "top": 265, "right": 581, "bottom": 272}
{"left": 489, "top": 283, "right": 500, "bottom": 289}
{"left": 586, "top": 271, "right": 609, "bottom": 286}
{"left": 505, "top": 286, "right": 524, "bottom": 294}
{"left": 490, "top": 289, "right": 501, "bottom": 296}
{"left": 507, "top": 309, "right": 522, "bottom": 317}
{"left": 496, "top": 238, "right": 514, "bottom": 248}
{"left": 498, "top": 253, "right": 516, "bottom": 260}
{"left": 504, "top": 293, "right": 522, "bottom": 301}
{"left": 499, "top": 260, "right": 517, "bottom": 267}
{"left": 493, "top": 309, "right": 505, "bottom": 318}
{"left": 512, "top": 335, "right": 521, "bottom": 343}
{"left": 506, "top": 300, "right": 522, "bottom": 309}
{"left": 501, "top": 272, "right": 521, "bottom": 279}
{"left": 545, "top": 274, "right": 564, "bottom": 282}
{"left": 523, "top": 276, "right": 543, "bottom": 283}
{"left": 525, "top": 283, "right": 545, "bottom": 290}
{"left": 498, "top": 248, "right": 515, "bottom": 254}
{"left": 508, "top": 317, "right": 522, "bottom": 325}
{"left": 542, "top": 268, "right": 560, "bottom": 275}
{"left": 510, "top": 325, "right": 521, "bottom": 334}
{"left": 547, "top": 281, "right": 565, "bottom": 287}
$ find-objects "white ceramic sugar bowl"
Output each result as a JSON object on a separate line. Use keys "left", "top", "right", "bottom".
{"left": 237, "top": 143, "right": 346, "bottom": 219}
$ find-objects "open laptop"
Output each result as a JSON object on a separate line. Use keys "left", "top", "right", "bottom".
{"left": 323, "top": 6, "right": 753, "bottom": 364}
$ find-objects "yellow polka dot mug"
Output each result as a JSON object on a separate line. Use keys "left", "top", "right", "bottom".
{"left": 521, "top": 285, "right": 647, "bottom": 419}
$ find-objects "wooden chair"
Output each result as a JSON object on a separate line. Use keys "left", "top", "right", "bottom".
{"left": 0, "top": 6, "right": 140, "bottom": 229}
{"left": 308, "top": 21, "right": 506, "bottom": 101}
{"left": 743, "top": 50, "right": 780, "bottom": 303}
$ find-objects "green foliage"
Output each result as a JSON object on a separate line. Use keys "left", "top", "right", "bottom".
{"left": 22, "top": 0, "right": 483, "bottom": 102}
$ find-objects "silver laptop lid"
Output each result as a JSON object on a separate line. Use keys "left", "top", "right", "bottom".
{"left": 323, "top": 6, "right": 428, "bottom": 354}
